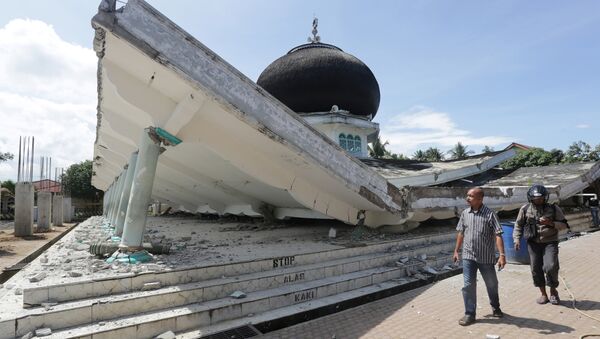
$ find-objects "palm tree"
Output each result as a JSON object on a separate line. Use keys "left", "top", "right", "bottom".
{"left": 412, "top": 149, "right": 426, "bottom": 161}
{"left": 368, "top": 136, "right": 389, "bottom": 158}
{"left": 448, "top": 142, "right": 474, "bottom": 160}
{"left": 481, "top": 145, "right": 494, "bottom": 153}
{"left": 425, "top": 147, "right": 444, "bottom": 161}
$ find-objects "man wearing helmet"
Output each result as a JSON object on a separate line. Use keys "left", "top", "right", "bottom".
{"left": 514, "top": 184, "right": 568, "bottom": 305}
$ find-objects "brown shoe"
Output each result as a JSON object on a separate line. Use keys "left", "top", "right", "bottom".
{"left": 458, "top": 315, "right": 476, "bottom": 326}
{"left": 536, "top": 295, "right": 549, "bottom": 304}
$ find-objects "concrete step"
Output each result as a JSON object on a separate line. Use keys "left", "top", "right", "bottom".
{"left": 45, "top": 257, "right": 454, "bottom": 339}
{"left": 22, "top": 231, "right": 457, "bottom": 306}
{"left": 6, "top": 241, "right": 456, "bottom": 337}
{"left": 175, "top": 268, "right": 461, "bottom": 339}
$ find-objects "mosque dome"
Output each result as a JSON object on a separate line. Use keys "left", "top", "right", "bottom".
{"left": 257, "top": 41, "right": 380, "bottom": 119}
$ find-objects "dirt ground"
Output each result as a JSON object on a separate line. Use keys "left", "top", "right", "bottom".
{"left": 0, "top": 222, "right": 74, "bottom": 273}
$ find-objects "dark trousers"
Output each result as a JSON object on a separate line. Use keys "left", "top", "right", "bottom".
{"left": 461, "top": 259, "right": 500, "bottom": 316}
{"left": 591, "top": 207, "right": 599, "bottom": 227}
{"left": 527, "top": 241, "right": 559, "bottom": 288}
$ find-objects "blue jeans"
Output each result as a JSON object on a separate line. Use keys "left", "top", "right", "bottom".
{"left": 462, "top": 259, "right": 500, "bottom": 316}
{"left": 591, "top": 207, "right": 599, "bottom": 227}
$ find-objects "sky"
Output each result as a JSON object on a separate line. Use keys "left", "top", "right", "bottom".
{"left": 0, "top": 0, "right": 599, "bottom": 181}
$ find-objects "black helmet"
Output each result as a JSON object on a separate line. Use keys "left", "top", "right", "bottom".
{"left": 527, "top": 184, "right": 549, "bottom": 203}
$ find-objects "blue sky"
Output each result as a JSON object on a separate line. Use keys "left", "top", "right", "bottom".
{"left": 0, "top": 0, "right": 599, "bottom": 180}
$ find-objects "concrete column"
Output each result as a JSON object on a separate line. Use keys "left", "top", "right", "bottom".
{"left": 37, "top": 191, "right": 52, "bottom": 231}
{"left": 103, "top": 186, "right": 110, "bottom": 217}
{"left": 116, "top": 152, "right": 138, "bottom": 236}
{"left": 120, "top": 128, "right": 160, "bottom": 250}
{"left": 107, "top": 182, "right": 116, "bottom": 222}
{"left": 63, "top": 197, "right": 72, "bottom": 223}
{"left": 14, "top": 182, "right": 34, "bottom": 236}
{"left": 110, "top": 172, "right": 125, "bottom": 225}
{"left": 52, "top": 195, "right": 64, "bottom": 226}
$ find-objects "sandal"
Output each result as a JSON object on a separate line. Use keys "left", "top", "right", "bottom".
{"left": 549, "top": 294, "right": 560, "bottom": 305}
{"left": 536, "top": 296, "right": 549, "bottom": 304}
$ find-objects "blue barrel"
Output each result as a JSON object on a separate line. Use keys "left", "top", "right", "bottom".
{"left": 501, "top": 222, "right": 530, "bottom": 264}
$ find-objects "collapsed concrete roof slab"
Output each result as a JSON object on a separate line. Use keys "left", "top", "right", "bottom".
{"left": 408, "top": 161, "right": 600, "bottom": 221}
{"left": 362, "top": 150, "right": 517, "bottom": 187}
{"left": 91, "top": 0, "right": 413, "bottom": 227}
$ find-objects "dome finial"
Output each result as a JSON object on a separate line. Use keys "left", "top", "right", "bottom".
{"left": 308, "top": 17, "right": 321, "bottom": 43}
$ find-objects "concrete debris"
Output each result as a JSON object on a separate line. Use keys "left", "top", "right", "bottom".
{"left": 399, "top": 257, "right": 409, "bottom": 263}
{"left": 155, "top": 330, "right": 176, "bottom": 339}
{"left": 15, "top": 288, "right": 23, "bottom": 295}
{"left": 5, "top": 283, "right": 14, "bottom": 289}
{"left": 419, "top": 254, "right": 427, "bottom": 260}
{"left": 486, "top": 335, "right": 501, "bottom": 339}
{"left": 413, "top": 273, "right": 428, "bottom": 280}
{"left": 20, "top": 332, "right": 33, "bottom": 339}
{"left": 328, "top": 228, "right": 337, "bottom": 238}
{"left": 423, "top": 266, "right": 438, "bottom": 274}
{"left": 442, "top": 264, "right": 454, "bottom": 270}
{"left": 29, "top": 272, "right": 47, "bottom": 283}
{"left": 142, "top": 282, "right": 162, "bottom": 291}
{"left": 74, "top": 243, "right": 90, "bottom": 251}
{"left": 35, "top": 328, "right": 52, "bottom": 337}
{"left": 41, "top": 302, "right": 58, "bottom": 309}
{"left": 40, "top": 256, "right": 48, "bottom": 263}
{"left": 395, "top": 261, "right": 404, "bottom": 267}
{"left": 230, "top": 290, "right": 246, "bottom": 299}
{"left": 69, "top": 271, "right": 83, "bottom": 277}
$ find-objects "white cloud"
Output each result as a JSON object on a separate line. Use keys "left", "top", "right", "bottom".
{"left": 379, "top": 106, "right": 514, "bottom": 156}
{"left": 0, "top": 19, "right": 96, "bottom": 181}
{"left": 576, "top": 124, "right": 590, "bottom": 129}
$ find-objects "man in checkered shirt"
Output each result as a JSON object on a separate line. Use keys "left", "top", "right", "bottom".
{"left": 453, "top": 187, "right": 506, "bottom": 326}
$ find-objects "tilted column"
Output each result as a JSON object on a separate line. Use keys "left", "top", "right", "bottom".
{"left": 120, "top": 128, "right": 161, "bottom": 250}
{"left": 14, "top": 182, "right": 34, "bottom": 236}
{"left": 110, "top": 172, "right": 125, "bottom": 226}
{"left": 103, "top": 185, "right": 111, "bottom": 217}
{"left": 115, "top": 152, "right": 138, "bottom": 236}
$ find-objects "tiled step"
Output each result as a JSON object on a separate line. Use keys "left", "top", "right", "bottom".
{"left": 22, "top": 231, "right": 457, "bottom": 306}
{"left": 5, "top": 242, "right": 456, "bottom": 338}
{"left": 175, "top": 267, "right": 461, "bottom": 339}
{"left": 46, "top": 260, "right": 455, "bottom": 339}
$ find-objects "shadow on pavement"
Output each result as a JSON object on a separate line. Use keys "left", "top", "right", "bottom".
{"left": 569, "top": 299, "right": 600, "bottom": 311}
{"left": 479, "top": 312, "right": 574, "bottom": 335}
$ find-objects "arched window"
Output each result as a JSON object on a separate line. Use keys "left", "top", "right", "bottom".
{"left": 339, "top": 133, "right": 347, "bottom": 150}
{"left": 354, "top": 136, "right": 361, "bottom": 153}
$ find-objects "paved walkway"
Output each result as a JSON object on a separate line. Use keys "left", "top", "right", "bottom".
{"left": 261, "top": 231, "right": 600, "bottom": 339}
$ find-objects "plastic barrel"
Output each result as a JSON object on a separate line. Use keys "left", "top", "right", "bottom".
{"left": 501, "top": 222, "right": 530, "bottom": 264}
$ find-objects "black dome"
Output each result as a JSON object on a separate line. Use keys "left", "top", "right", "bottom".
{"left": 257, "top": 43, "right": 380, "bottom": 118}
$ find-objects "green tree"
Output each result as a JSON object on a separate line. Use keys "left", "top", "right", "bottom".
{"left": 447, "top": 142, "right": 474, "bottom": 160}
{"left": 481, "top": 145, "right": 495, "bottom": 153}
{"left": 412, "top": 149, "right": 426, "bottom": 161}
{"left": 62, "top": 160, "right": 103, "bottom": 201}
{"left": 425, "top": 147, "right": 444, "bottom": 162}
{"left": 368, "top": 136, "right": 389, "bottom": 159}
{"left": 0, "top": 152, "right": 13, "bottom": 162}
{"left": 0, "top": 180, "right": 15, "bottom": 194}
{"left": 386, "top": 151, "right": 408, "bottom": 160}
{"left": 563, "top": 141, "right": 599, "bottom": 163}
{"left": 502, "top": 148, "right": 562, "bottom": 169}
